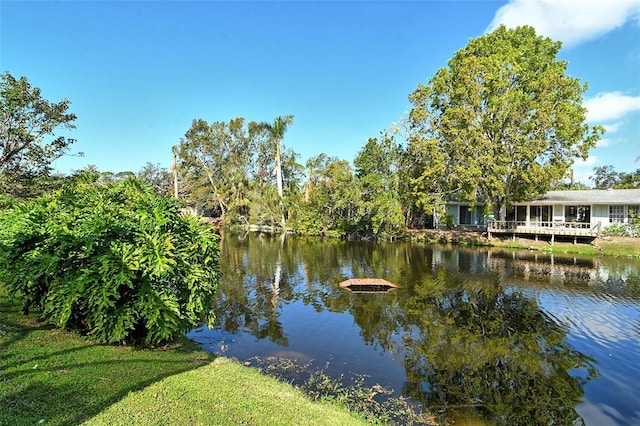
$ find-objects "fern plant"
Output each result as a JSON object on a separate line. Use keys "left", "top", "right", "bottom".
{"left": 0, "top": 176, "right": 220, "bottom": 344}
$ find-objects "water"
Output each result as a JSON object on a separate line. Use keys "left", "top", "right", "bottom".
{"left": 187, "top": 233, "right": 640, "bottom": 425}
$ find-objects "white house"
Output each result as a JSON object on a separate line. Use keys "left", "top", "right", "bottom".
{"left": 444, "top": 189, "right": 640, "bottom": 232}
{"left": 506, "top": 189, "right": 640, "bottom": 230}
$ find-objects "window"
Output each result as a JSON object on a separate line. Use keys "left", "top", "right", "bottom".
{"left": 566, "top": 205, "right": 590, "bottom": 223}
{"left": 531, "top": 205, "right": 551, "bottom": 224}
{"left": 460, "top": 205, "right": 484, "bottom": 225}
{"left": 609, "top": 205, "right": 625, "bottom": 223}
{"left": 506, "top": 206, "right": 515, "bottom": 221}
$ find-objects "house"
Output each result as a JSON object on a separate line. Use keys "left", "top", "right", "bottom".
{"left": 442, "top": 189, "right": 640, "bottom": 242}
{"left": 505, "top": 189, "right": 640, "bottom": 229}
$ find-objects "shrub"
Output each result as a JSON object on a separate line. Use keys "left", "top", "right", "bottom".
{"left": 602, "top": 223, "right": 633, "bottom": 237}
{"left": 0, "top": 194, "right": 16, "bottom": 210}
{"left": 0, "top": 177, "right": 220, "bottom": 344}
{"left": 442, "top": 214, "right": 455, "bottom": 229}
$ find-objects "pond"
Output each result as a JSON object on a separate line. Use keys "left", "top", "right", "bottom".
{"left": 187, "top": 233, "right": 640, "bottom": 425}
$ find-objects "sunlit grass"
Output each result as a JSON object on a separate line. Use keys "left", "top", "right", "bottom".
{"left": 597, "top": 239, "right": 640, "bottom": 257}
{"left": 0, "top": 291, "right": 369, "bottom": 426}
{"left": 85, "top": 358, "right": 365, "bottom": 426}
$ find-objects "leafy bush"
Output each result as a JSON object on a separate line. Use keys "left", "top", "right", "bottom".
{"left": 602, "top": 223, "right": 634, "bottom": 237}
{"left": 0, "top": 194, "right": 16, "bottom": 210}
{"left": 0, "top": 177, "right": 220, "bottom": 344}
{"left": 442, "top": 214, "right": 455, "bottom": 229}
{"left": 602, "top": 212, "right": 639, "bottom": 238}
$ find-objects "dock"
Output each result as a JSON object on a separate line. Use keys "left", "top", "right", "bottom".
{"left": 338, "top": 278, "right": 398, "bottom": 293}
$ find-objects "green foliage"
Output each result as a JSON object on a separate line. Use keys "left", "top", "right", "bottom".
{"left": 0, "top": 194, "right": 16, "bottom": 210}
{"left": 249, "top": 357, "right": 435, "bottom": 425}
{"left": 591, "top": 165, "right": 622, "bottom": 189}
{"left": 406, "top": 25, "right": 603, "bottom": 219}
{"left": 591, "top": 166, "right": 640, "bottom": 190}
{"left": 291, "top": 160, "right": 363, "bottom": 237}
{"left": 602, "top": 223, "right": 634, "bottom": 237}
{"left": 262, "top": 115, "right": 295, "bottom": 197}
{"left": 0, "top": 71, "right": 78, "bottom": 192}
{"left": 614, "top": 168, "right": 640, "bottom": 189}
{"left": 0, "top": 177, "right": 220, "bottom": 344}
{"left": 602, "top": 210, "right": 640, "bottom": 237}
{"left": 175, "top": 116, "right": 304, "bottom": 229}
{"left": 176, "top": 117, "right": 257, "bottom": 219}
{"left": 354, "top": 134, "right": 406, "bottom": 237}
{"left": 258, "top": 115, "right": 295, "bottom": 227}
{"left": 442, "top": 214, "right": 455, "bottom": 229}
{"left": 137, "top": 161, "right": 173, "bottom": 195}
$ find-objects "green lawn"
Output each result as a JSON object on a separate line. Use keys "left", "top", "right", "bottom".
{"left": 0, "top": 295, "right": 367, "bottom": 426}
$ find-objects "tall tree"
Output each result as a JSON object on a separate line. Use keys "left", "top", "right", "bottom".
{"left": 354, "top": 134, "right": 405, "bottom": 236}
{"left": 176, "top": 117, "right": 255, "bottom": 220}
{"left": 261, "top": 115, "right": 294, "bottom": 227}
{"left": 407, "top": 25, "right": 603, "bottom": 220}
{"left": 590, "top": 165, "right": 622, "bottom": 189}
{"left": 304, "top": 153, "right": 334, "bottom": 202}
{"left": 297, "top": 159, "right": 363, "bottom": 236}
{"left": 138, "top": 162, "right": 172, "bottom": 195}
{"left": 0, "top": 72, "right": 77, "bottom": 180}
{"left": 614, "top": 169, "right": 640, "bottom": 189}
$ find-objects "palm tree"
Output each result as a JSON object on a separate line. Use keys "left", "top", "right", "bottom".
{"left": 262, "top": 115, "right": 294, "bottom": 227}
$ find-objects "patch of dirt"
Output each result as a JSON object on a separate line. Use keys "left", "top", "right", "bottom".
{"left": 406, "top": 228, "right": 490, "bottom": 244}
{"left": 599, "top": 236, "right": 639, "bottom": 244}
{"left": 406, "top": 228, "right": 640, "bottom": 255}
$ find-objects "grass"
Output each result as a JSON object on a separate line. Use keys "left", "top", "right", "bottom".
{"left": 85, "top": 358, "right": 365, "bottom": 426}
{"left": 597, "top": 238, "right": 640, "bottom": 257}
{"left": 0, "top": 293, "right": 369, "bottom": 426}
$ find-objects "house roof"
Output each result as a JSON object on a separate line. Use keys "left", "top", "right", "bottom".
{"left": 523, "top": 189, "right": 640, "bottom": 205}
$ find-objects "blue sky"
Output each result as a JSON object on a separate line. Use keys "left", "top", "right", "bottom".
{"left": 2, "top": 0, "right": 639, "bottom": 186}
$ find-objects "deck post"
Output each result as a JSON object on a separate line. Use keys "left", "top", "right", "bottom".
{"left": 551, "top": 233, "right": 555, "bottom": 246}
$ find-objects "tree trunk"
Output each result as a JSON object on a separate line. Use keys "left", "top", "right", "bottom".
{"left": 275, "top": 141, "right": 283, "bottom": 198}
{"left": 171, "top": 152, "right": 179, "bottom": 199}
{"left": 275, "top": 141, "right": 286, "bottom": 228}
{"left": 304, "top": 170, "right": 313, "bottom": 202}
{"left": 494, "top": 201, "right": 507, "bottom": 221}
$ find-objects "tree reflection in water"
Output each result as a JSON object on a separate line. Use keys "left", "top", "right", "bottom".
{"left": 209, "top": 233, "right": 603, "bottom": 425}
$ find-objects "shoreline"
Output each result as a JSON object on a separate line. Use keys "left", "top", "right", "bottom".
{"left": 404, "top": 228, "right": 640, "bottom": 258}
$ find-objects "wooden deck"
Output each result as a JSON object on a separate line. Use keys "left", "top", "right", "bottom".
{"left": 487, "top": 221, "right": 601, "bottom": 245}
{"left": 338, "top": 278, "right": 398, "bottom": 293}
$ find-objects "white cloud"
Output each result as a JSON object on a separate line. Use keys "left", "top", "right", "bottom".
{"left": 584, "top": 92, "right": 640, "bottom": 122}
{"left": 603, "top": 122, "right": 624, "bottom": 133}
{"left": 488, "top": 0, "right": 640, "bottom": 47}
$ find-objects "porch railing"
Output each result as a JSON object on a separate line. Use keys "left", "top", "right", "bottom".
{"left": 487, "top": 220, "right": 601, "bottom": 240}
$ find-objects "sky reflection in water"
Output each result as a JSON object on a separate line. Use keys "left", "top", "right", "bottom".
{"left": 188, "top": 234, "right": 640, "bottom": 425}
